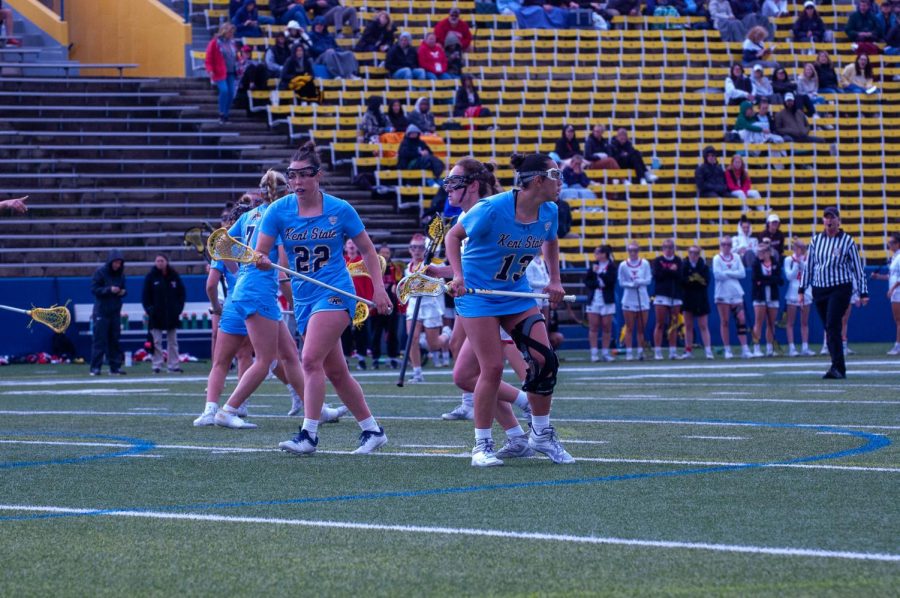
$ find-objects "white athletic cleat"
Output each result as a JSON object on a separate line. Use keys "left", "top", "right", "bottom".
{"left": 471, "top": 438, "right": 503, "bottom": 467}
{"left": 408, "top": 372, "right": 425, "bottom": 383}
{"left": 723, "top": 350, "right": 734, "bottom": 360}
{"left": 844, "top": 346, "right": 855, "bottom": 356}
{"left": 602, "top": 354, "right": 615, "bottom": 362}
{"left": 654, "top": 351, "right": 663, "bottom": 361}
{"left": 625, "top": 354, "right": 634, "bottom": 361}
{"left": 752, "top": 347, "right": 764, "bottom": 358}
{"left": 352, "top": 427, "right": 388, "bottom": 454}
{"left": 214, "top": 410, "right": 257, "bottom": 429}
{"left": 590, "top": 354, "right": 601, "bottom": 363}
{"left": 442, "top": 403, "right": 474, "bottom": 420}
{"left": 287, "top": 388, "right": 303, "bottom": 416}
{"left": 788, "top": 348, "right": 800, "bottom": 357}
{"left": 192, "top": 404, "right": 217, "bottom": 427}
{"left": 321, "top": 404, "right": 348, "bottom": 423}
{"left": 800, "top": 348, "right": 816, "bottom": 357}
{"left": 742, "top": 348, "right": 755, "bottom": 359}
{"left": 279, "top": 429, "right": 318, "bottom": 455}
{"left": 819, "top": 345, "right": 828, "bottom": 355}
{"left": 528, "top": 425, "right": 575, "bottom": 464}
{"left": 705, "top": 350, "right": 715, "bottom": 360}
{"left": 495, "top": 435, "right": 535, "bottom": 459}
{"left": 887, "top": 345, "right": 900, "bottom": 356}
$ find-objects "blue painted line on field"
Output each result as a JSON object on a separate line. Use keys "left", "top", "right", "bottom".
{"left": 0, "top": 431, "right": 155, "bottom": 470}
{"left": 0, "top": 420, "right": 889, "bottom": 523}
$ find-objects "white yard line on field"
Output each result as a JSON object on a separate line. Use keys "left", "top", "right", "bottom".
{"left": 0, "top": 504, "right": 896, "bottom": 562}
{"left": 682, "top": 436, "right": 747, "bottom": 441}
{"left": 0, "top": 439, "right": 896, "bottom": 473}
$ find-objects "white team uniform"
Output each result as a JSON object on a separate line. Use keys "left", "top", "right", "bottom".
{"left": 586, "top": 261, "right": 616, "bottom": 316}
{"left": 713, "top": 252, "right": 745, "bottom": 304}
{"left": 618, "top": 258, "right": 651, "bottom": 312}
{"left": 890, "top": 250, "right": 900, "bottom": 303}
{"left": 405, "top": 261, "right": 444, "bottom": 328}
{"left": 783, "top": 254, "right": 809, "bottom": 306}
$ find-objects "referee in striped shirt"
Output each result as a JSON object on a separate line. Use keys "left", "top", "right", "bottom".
{"left": 799, "top": 206, "right": 869, "bottom": 379}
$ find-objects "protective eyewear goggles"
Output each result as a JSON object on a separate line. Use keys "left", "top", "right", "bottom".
{"left": 516, "top": 168, "right": 563, "bottom": 185}
{"left": 442, "top": 174, "right": 472, "bottom": 192}
{"left": 286, "top": 167, "right": 320, "bottom": 180}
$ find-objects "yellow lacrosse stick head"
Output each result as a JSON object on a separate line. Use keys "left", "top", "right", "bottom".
{"left": 427, "top": 216, "right": 445, "bottom": 246}
{"left": 207, "top": 228, "right": 257, "bottom": 264}
{"left": 347, "top": 255, "right": 387, "bottom": 278}
{"left": 396, "top": 272, "right": 445, "bottom": 305}
{"left": 351, "top": 301, "right": 369, "bottom": 328}
{"left": 183, "top": 227, "right": 206, "bottom": 254}
{"left": 28, "top": 304, "right": 72, "bottom": 333}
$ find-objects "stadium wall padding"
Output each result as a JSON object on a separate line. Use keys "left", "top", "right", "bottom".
{"left": 63, "top": 0, "right": 191, "bottom": 77}
{"left": 5, "top": 0, "right": 68, "bottom": 45}
{"left": 0, "top": 272, "right": 895, "bottom": 362}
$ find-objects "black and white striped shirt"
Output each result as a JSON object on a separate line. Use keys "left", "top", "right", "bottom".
{"left": 800, "top": 229, "right": 868, "bottom": 295}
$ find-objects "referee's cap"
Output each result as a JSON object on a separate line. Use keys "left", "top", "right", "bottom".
{"left": 823, "top": 206, "right": 840, "bottom": 218}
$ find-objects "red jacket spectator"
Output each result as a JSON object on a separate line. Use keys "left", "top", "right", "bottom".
{"left": 434, "top": 13, "right": 472, "bottom": 50}
{"left": 205, "top": 36, "right": 229, "bottom": 82}
{"left": 418, "top": 34, "right": 448, "bottom": 77}
{"left": 725, "top": 167, "right": 753, "bottom": 193}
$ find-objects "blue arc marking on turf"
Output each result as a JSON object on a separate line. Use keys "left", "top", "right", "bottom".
{"left": 0, "top": 420, "right": 889, "bottom": 523}
{"left": 0, "top": 431, "right": 155, "bottom": 470}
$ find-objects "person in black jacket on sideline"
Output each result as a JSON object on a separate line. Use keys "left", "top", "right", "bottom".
{"left": 695, "top": 145, "right": 728, "bottom": 198}
{"left": 90, "top": 249, "right": 127, "bottom": 376}
{"left": 750, "top": 242, "right": 783, "bottom": 357}
{"left": 652, "top": 239, "right": 684, "bottom": 359}
{"left": 398, "top": 124, "right": 444, "bottom": 178}
{"left": 142, "top": 254, "right": 187, "bottom": 374}
{"left": 681, "top": 245, "right": 714, "bottom": 359}
{"left": 584, "top": 245, "right": 618, "bottom": 362}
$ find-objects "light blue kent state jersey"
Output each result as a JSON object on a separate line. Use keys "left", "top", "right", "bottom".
{"left": 456, "top": 190, "right": 558, "bottom": 317}
{"left": 260, "top": 192, "right": 365, "bottom": 308}
{"left": 211, "top": 259, "right": 238, "bottom": 302}
{"left": 228, "top": 204, "right": 280, "bottom": 303}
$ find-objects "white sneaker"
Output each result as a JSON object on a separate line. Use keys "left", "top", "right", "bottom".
{"left": 442, "top": 403, "right": 474, "bottom": 420}
{"left": 625, "top": 354, "right": 634, "bottom": 361}
{"left": 192, "top": 405, "right": 217, "bottom": 427}
{"left": 654, "top": 351, "right": 663, "bottom": 361}
{"left": 602, "top": 354, "right": 615, "bottom": 362}
{"left": 819, "top": 345, "right": 828, "bottom": 355}
{"left": 408, "top": 372, "right": 425, "bottom": 383}
{"left": 287, "top": 388, "right": 303, "bottom": 416}
{"left": 643, "top": 172, "right": 659, "bottom": 183}
{"left": 321, "top": 404, "right": 348, "bottom": 423}
{"left": 352, "top": 427, "right": 388, "bottom": 454}
{"left": 742, "top": 348, "right": 755, "bottom": 359}
{"left": 214, "top": 409, "right": 257, "bottom": 429}
{"left": 724, "top": 350, "right": 734, "bottom": 360}
{"left": 495, "top": 435, "right": 535, "bottom": 459}
{"left": 800, "top": 348, "right": 816, "bottom": 356}
{"left": 471, "top": 438, "right": 503, "bottom": 467}
{"left": 278, "top": 429, "right": 318, "bottom": 455}
{"left": 844, "top": 346, "right": 855, "bottom": 356}
{"left": 752, "top": 347, "right": 764, "bottom": 358}
{"left": 788, "top": 348, "right": 800, "bottom": 357}
{"left": 705, "top": 351, "right": 714, "bottom": 360}
{"left": 590, "top": 353, "right": 600, "bottom": 363}
{"left": 887, "top": 345, "right": 900, "bottom": 356}
{"left": 528, "top": 425, "right": 575, "bottom": 464}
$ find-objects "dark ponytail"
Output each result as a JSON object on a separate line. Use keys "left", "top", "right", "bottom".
{"left": 291, "top": 140, "right": 321, "bottom": 169}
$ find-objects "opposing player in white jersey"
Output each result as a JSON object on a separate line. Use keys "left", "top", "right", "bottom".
{"left": 783, "top": 238, "right": 815, "bottom": 356}
{"left": 713, "top": 236, "right": 752, "bottom": 359}
{"left": 617, "top": 242, "right": 652, "bottom": 361}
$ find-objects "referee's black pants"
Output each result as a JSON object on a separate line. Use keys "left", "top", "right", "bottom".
{"left": 812, "top": 283, "right": 852, "bottom": 375}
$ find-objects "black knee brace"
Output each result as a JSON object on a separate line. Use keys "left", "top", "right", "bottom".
{"left": 510, "top": 314, "right": 559, "bottom": 396}
{"left": 731, "top": 304, "right": 748, "bottom": 335}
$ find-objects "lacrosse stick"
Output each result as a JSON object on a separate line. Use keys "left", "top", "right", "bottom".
{"left": 0, "top": 302, "right": 71, "bottom": 333}
{"left": 206, "top": 228, "right": 374, "bottom": 327}
{"left": 347, "top": 254, "right": 387, "bottom": 278}
{"left": 398, "top": 216, "right": 448, "bottom": 387}
{"left": 397, "top": 272, "right": 577, "bottom": 304}
{"left": 183, "top": 227, "right": 208, "bottom": 257}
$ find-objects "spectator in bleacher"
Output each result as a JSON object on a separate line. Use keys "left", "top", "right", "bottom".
{"left": 775, "top": 93, "right": 826, "bottom": 143}
{"left": 285, "top": 20, "right": 312, "bottom": 49}
{"left": 232, "top": 1, "right": 274, "bottom": 38}
{"left": 753, "top": 98, "right": 783, "bottom": 141}
{"left": 887, "top": 3, "right": 900, "bottom": 56}
{"left": 733, "top": 100, "right": 782, "bottom": 146}
{"left": 725, "top": 63, "right": 754, "bottom": 105}
{"left": 750, "top": 64, "right": 773, "bottom": 100}
{"left": 90, "top": 249, "right": 127, "bottom": 376}
{"left": 585, "top": 245, "right": 618, "bottom": 362}
{"left": 304, "top": 0, "right": 359, "bottom": 37}
{"left": 877, "top": 0, "right": 898, "bottom": 32}
{"left": 354, "top": 11, "right": 395, "bottom": 52}
{"left": 711, "top": 0, "right": 748, "bottom": 42}
{"left": 814, "top": 51, "right": 843, "bottom": 93}
{"left": 651, "top": 239, "right": 685, "bottom": 360}
{"left": 605, "top": 0, "right": 641, "bottom": 17}
{"left": 610, "top": 128, "right": 657, "bottom": 184}
{"left": 408, "top": 97, "right": 437, "bottom": 133}
{"left": 0, "top": 195, "right": 27, "bottom": 213}
{"left": 142, "top": 254, "right": 186, "bottom": 374}
{"left": 0, "top": 0, "right": 21, "bottom": 46}
{"left": 760, "top": 0, "right": 786, "bottom": 18}
{"left": 436, "top": 7, "right": 474, "bottom": 51}
{"left": 584, "top": 124, "right": 621, "bottom": 170}
{"left": 551, "top": 124, "right": 582, "bottom": 166}
{"left": 205, "top": 23, "right": 239, "bottom": 124}
{"left": 793, "top": 1, "right": 826, "bottom": 43}
{"left": 229, "top": 0, "right": 244, "bottom": 18}
{"left": 750, "top": 242, "right": 783, "bottom": 356}
{"left": 279, "top": 42, "right": 321, "bottom": 103}
{"left": 309, "top": 17, "right": 360, "bottom": 79}
{"left": 742, "top": 26, "right": 778, "bottom": 69}
{"left": 840, "top": 53, "right": 877, "bottom": 93}
{"left": 770, "top": 66, "right": 794, "bottom": 104}
{"left": 845, "top": 0, "right": 884, "bottom": 51}
{"left": 729, "top": 0, "right": 759, "bottom": 20}
{"left": 797, "top": 63, "right": 829, "bottom": 114}
{"left": 775, "top": 67, "right": 817, "bottom": 116}
{"left": 265, "top": 32, "right": 292, "bottom": 78}
{"left": 681, "top": 245, "right": 714, "bottom": 360}
{"left": 235, "top": 43, "right": 270, "bottom": 108}
{"left": 270, "top": 0, "right": 311, "bottom": 26}
{"left": 398, "top": 125, "right": 445, "bottom": 179}
{"left": 510, "top": 0, "right": 572, "bottom": 28}
{"left": 386, "top": 31, "right": 428, "bottom": 80}
{"left": 754, "top": 212, "right": 786, "bottom": 260}
{"left": 453, "top": 74, "right": 492, "bottom": 118}
{"left": 713, "top": 236, "right": 753, "bottom": 358}
{"left": 725, "top": 154, "right": 763, "bottom": 208}
{"left": 560, "top": 155, "right": 597, "bottom": 201}
{"left": 359, "top": 96, "right": 392, "bottom": 143}
{"left": 618, "top": 242, "right": 652, "bottom": 361}
{"left": 695, "top": 146, "right": 729, "bottom": 198}
{"left": 418, "top": 32, "right": 454, "bottom": 80}
{"left": 387, "top": 98, "right": 410, "bottom": 130}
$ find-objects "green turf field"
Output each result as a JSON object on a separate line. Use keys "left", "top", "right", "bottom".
{"left": 0, "top": 347, "right": 898, "bottom": 597}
